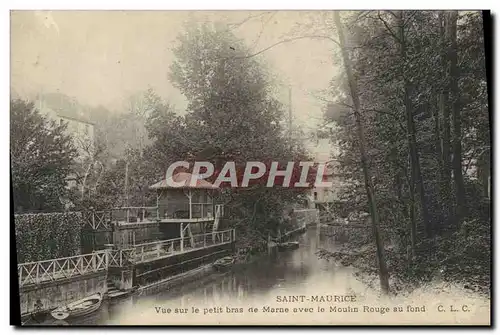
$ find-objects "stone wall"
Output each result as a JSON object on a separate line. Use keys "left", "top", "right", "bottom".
{"left": 19, "top": 272, "right": 107, "bottom": 316}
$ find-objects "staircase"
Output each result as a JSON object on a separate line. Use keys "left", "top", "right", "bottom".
{"left": 106, "top": 278, "right": 129, "bottom": 300}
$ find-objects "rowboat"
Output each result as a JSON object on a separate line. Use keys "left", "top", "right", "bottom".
{"left": 277, "top": 241, "right": 300, "bottom": 251}
{"left": 50, "top": 293, "right": 102, "bottom": 320}
{"left": 212, "top": 256, "right": 235, "bottom": 271}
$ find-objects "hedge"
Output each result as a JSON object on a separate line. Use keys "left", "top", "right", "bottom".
{"left": 15, "top": 212, "right": 84, "bottom": 263}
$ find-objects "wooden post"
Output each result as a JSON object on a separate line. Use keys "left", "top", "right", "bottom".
{"left": 156, "top": 191, "right": 160, "bottom": 220}
{"left": 267, "top": 233, "right": 271, "bottom": 255}
{"left": 188, "top": 189, "right": 192, "bottom": 219}
{"left": 180, "top": 222, "right": 184, "bottom": 252}
{"left": 203, "top": 233, "right": 206, "bottom": 248}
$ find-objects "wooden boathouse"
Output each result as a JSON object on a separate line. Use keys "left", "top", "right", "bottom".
{"left": 17, "top": 172, "right": 235, "bottom": 317}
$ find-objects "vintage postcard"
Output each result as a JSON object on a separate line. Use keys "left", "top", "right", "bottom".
{"left": 11, "top": 10, "right": 491, "bottom": 326}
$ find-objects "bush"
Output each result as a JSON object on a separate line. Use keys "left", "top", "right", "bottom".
{"left": 15, "top": 212, "right": 84, "bottom": 263}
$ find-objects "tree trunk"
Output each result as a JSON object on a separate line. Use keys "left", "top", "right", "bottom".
{"left": 448, "top": 10, "right": 467, "bottom": 224}
{"left": 334, "top": 12, "right": 389, "bottom": 295}
{"left": 398, "top": 11, "right": 432, "bottom": 237}
{"left": 477, "top": 150, "right": 490, "bottom": 198}
{"left": 392, "top": 147, "right": 415, "bottom": 259}
{"left": 439, "top": 11, "right": 453, "bottom": 225}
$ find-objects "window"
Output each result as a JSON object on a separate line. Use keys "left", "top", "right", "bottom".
{"left": 313, "top": 192, "right": 318, "bottom": 201}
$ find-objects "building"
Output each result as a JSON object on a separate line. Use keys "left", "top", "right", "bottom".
{"left": 35, "top": 93, "right": 96, "bottom": 191}
{"left": 108, "top": 172, "right": 225, "bottom": 248}
{"left": 308, "top": 159, "right": 342, "bottom": 214}
{"left": 35, "top": 93, "right": 96, "bottom": 161}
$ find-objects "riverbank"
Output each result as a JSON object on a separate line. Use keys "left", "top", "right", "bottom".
{"left": 316, "top": 242, "right": 490, "bottom": 298}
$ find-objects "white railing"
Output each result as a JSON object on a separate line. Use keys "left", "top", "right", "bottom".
{"left": 107, "top": 248, "right": 136, "bottom": 267}
{"left": 85, "top": 204, "right": 225, "bottom": 224}
{"left": 112, "top": 206, "right": 159, "bottom": 224}
{"left": 84, "top": 210, "right": 112, "bottom": 230}
{"left": 132, "top": 229, "right": 235, "bottom": 263}
{"left": 190, "top": 203, "right": 214, "bottom": 219}
{"left": 18, "top": 251, "right": 107, "bottom": 287}
{"left": 18, "top": 228, "right": 236, "bottom": 286}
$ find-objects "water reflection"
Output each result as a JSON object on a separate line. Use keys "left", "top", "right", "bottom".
{"left": 70, "top": 227, "right": 329, "bottom": 325}
{"left": 37, "top": 227, "right": 489, "bottom": 325}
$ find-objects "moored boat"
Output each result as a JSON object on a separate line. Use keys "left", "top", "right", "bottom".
{"left": 50, "top": 293, "right": 102, "bottom": 320}
{"left": 277, "top": 241, "right": 299, "bottom": 251}
{"left": 212, "top": 256, "right": 235, "bottom": 271}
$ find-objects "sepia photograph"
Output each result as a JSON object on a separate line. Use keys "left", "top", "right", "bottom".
{"left": 10, "top": 9, "right": 491, "bottom": 326}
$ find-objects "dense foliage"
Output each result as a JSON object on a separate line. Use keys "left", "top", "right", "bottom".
{"left": 160, "top": 23, "right": 311, "bottom": 247}
{"left": 320, "top": 11, "right": 490, "bottom": 293}
{"left": 15, "top": 212, "right": 83, "bottom": 263}
{"left": 10, "top": 99, "right": 77, "bottom": 212}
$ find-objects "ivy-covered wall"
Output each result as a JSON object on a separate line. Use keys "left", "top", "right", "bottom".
{"left": 15, "top": 212, "right": 83, "bottom": 263}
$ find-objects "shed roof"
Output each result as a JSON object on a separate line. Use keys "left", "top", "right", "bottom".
{"left": 149, "top": 172, "right": 219, "bottom": 190}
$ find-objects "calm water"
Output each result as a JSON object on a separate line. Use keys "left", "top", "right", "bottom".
{"left": 39, "top": 226, "right": 490, "bottom": 325}
{"left": 72, "top": 227, "right": 347, "bottom": 325}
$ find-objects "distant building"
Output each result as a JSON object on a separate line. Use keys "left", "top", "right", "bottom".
{"left": 35, "top": 93, "right": 96, "bottom": 190}
{"left": 35, "top": 93, "right": 96, "bottom": 161}
{"left": 308, "top": 159, "right": 341, "bottom": 213}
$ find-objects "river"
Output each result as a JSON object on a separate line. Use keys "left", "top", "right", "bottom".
{"left": 53, "top": 227, "right": 490, "bottom": 326}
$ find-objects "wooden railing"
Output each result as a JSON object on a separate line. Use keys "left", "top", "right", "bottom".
{"left": 82, "top": 204, "right": 226, "bottom": 228}
{"left": 132, "top": 229, "right": 235, "bottom": 263}
{"left": 107, "top": 248, "right": 136, "bottom": 267}
{"left": 17, "top": 228, "right": 236, "bottom": 287}
{"left": 18, "top": 251, "right": 107, "bottom": 287}
{"left": 190, "top": 203, "right": 214, "bottom": 218}
{"left": 111, "top": 206, "right": 159, "bottom": 223}
{"left": 84, "top": 210, "right": 112, "bottom": 230}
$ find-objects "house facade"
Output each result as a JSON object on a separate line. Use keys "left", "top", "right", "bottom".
{"left": 35, "top": 93, "right": 96, "bottom": 190}
{"left": 35, "top": 93, "right": 96, "bottom": 161}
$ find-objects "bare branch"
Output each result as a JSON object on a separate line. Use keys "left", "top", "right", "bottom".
{"left": 227, "top": 35, "right": 340, "bottom": 60}
{"left": 377, "top": 11, "right": 402, "bottom": 44}
{"left": 226, "top": 11, "right": 273, "bottom": 30}
{"left": 249, "top": 12, "right": 277, "bottom": 51}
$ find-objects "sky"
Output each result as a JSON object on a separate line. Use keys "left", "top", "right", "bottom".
{"left": 11, "top": 10, "right": 340, "bottom": 159}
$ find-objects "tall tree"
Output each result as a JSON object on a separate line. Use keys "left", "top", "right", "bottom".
{"left": 163, "top": 23, "right": 310, "bottom": 245}
{"left": 10, "top": 99, "right": 77, "bottom": 212}
{"left": 448, "top": 10, "right": 467, "bottom": 224}
{"left": 333, "top": 12, "right": 390, "bottom": 294}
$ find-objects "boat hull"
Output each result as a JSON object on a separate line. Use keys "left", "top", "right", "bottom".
{"left": 50, "top": 293, "right": 102, "bottom": 320}
{"left": 212, "top": 256, "right": 235, "bottom": 271}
